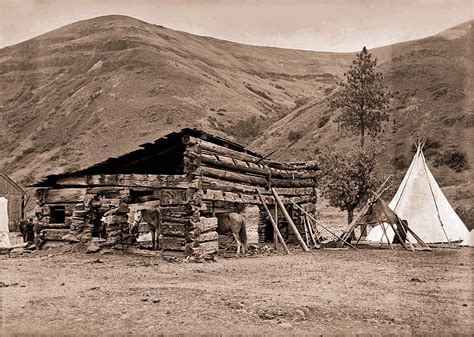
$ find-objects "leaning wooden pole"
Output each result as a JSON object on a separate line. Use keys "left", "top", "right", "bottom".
{"left": 256, "top": 190, "right": 289, "bottom": 254}
{"left": 290, "top": 199, "right": 358, "bottom": 250}
{"left": 271, "top": 188, "right": 309, "bottom": 252}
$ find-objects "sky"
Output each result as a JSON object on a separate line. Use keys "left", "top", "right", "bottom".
{"left": 0, "top": 0, "right": 472, "bottom": 52}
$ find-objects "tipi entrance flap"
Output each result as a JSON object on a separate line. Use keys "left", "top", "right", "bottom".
{"left": 0, "top": 197, "right": 11, "bottom": 248}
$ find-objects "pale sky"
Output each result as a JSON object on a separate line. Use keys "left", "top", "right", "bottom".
{"left": 0, "top": 0, "right": 472, "bottom": 52}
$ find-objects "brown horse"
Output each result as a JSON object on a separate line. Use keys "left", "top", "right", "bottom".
{"left": 132, "top": 209, "right": 161, "bottom": 250}
{"left": 217, "top": 213, "right": 248, "bottom": 255}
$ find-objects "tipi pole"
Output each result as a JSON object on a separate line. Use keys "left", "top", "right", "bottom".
{"left": 392, "top": 144, "right": 420, "bottom": 210}
{"left": 422, "top": 153, "right": 451, "bottom": 243}
{"left": 340, "top": 176, "right": 392, "bottom": 244}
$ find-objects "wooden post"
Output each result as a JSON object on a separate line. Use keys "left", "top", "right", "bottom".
{"left": 271, "top": 188, "right": 309, "bottom": 252}
{"left": 273, "top": 203, "right": 278, "bottom": 250}
{"left": 306, "top": 216, "right": 319, "bottom": 245}
{"left": 256, "top": 190, "right": 289, "bottom": 254}
{"left": 303, "top": 217, "right": 310, "bottom": 246}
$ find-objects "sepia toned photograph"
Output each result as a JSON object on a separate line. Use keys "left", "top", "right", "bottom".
{"left": 0, "top": 0, "right": 472, "bottom": 335}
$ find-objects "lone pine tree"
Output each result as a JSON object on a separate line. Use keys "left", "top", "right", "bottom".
{"left": 331, "top": 47, "right": 390, "bottom": 147}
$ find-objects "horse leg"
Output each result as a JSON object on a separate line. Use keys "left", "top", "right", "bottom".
{"left": 155, "top": 226, "right": 161, "bottom": 250}
{"left": 151, "top": 229, "right": 156, "bottom": 250}
{"left": 232, "top": 231, "right": 242, "bottom": 256}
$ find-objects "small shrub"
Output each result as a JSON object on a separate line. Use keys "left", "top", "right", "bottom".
{"left": 229, "top": 116, "right": 262, "bottom": 142}
{"left": 317, "top": 114, "right": 331, "bottom": 128}
{"left": 392, "top": 154, "right": 409, "bottom": 170}
{"left": 435, "top": 146, "right": 469, "bottom": 172}
{"left": 288, "top": 130, "right": 303, "bottom": 142}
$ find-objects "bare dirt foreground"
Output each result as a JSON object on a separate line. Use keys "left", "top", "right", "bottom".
{"left": 1, "top": 247, "right": 472, "bottom": 336}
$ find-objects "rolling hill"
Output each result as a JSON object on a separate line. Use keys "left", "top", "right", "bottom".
{"left": 0, "top": 15, "right": 472, "bottom": 211}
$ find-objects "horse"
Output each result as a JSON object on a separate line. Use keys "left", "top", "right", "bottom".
{"left": 17, "top": 219, "right": 35, "bottom": 243}
{"left": 217, "top": 213, "right": 248, "bottom": 255}
{"left": 132, "top": 209, "right": 161, "bottom": 250}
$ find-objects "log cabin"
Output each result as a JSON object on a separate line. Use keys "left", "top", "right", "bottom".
{"left": 30, "top": 128, "right": 319, "bottom": 256}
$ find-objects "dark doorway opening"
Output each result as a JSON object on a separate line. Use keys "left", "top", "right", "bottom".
{"left": 50, "top": 206, "right": 65, "bottom": 223}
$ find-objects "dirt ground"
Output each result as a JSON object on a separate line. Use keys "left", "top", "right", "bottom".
{"left": 1, "top": 246, "right": 472, "bottom": 336}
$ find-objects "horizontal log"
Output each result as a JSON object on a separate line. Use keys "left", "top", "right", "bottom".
{"left": 42, "top": 223, "right": 70, "bottom": 229}
{"left": 201, "top": 177, "right": 265, "bottom": 194}
{"left": 54, "top": 176, "right": 87, "bottom": 186}
{"left": 196, "top": 231, "right": 218, "bottom": 242}
{"left": 160, "top": 216, "right": 190, "bottom": 224}
{"left": 160, "top": 236, "right": 186, "bottom": 251}
{"left": 160, "top": 189, "right": 188, "bottom": 205}
{"left": 184, "top": 241, "right": 218, "bottom": 256}
{"left": 196, "top": 166, "right": 268, "bottom": 186}
{"left": 56, "top": 174, "right": 196, "bottom": 189}
{"left": 42, "top": 229, "right": 70, "bottom": 241}
{"left": 160, "top": 223, "right": 186, "bottom": 237}
{"left": 160, "top": 205, "right": 192, "bottom": 216}
{"left": 44, "top": 188, "right": 87, "bottom": 204}
{"left": 272, "top": 187, "right": 316, "bottom": 196}
{"left": 201, "top": 189, "right": 260, "bottom": 204}
{"left": 198, "top": 217, "right": 218, "bottom": 233}
{"left": 201, "top": 177, "right": 315, "bottom": 197}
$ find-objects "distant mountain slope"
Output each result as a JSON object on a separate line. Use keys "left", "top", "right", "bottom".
{"left": 0, "top": 15, "right": 351, "bottom": 183}
{"left": 0, "top": 16, "right": 472, "bottom": 209}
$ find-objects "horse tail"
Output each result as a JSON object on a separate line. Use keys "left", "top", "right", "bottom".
{"left": 239, "top": 217, "right": 248, "bottom": 248}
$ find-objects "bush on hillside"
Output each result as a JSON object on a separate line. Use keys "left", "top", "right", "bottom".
{"left": 288, "top": 130, "right": 303, "bottom": 142}
{"left": 317, "top": 114, "right": 331, "bottom": 128}
{"left": 230, "top": 116, "right": 262, "bottom": 142}
{"left": 392, "top": 154, "right": 409, "bottom": 170}
{"left": 435, "top": 147, "right": 469, "bottom": 172}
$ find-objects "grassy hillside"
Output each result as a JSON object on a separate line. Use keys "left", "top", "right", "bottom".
{"left": 0, "top": 15, "right": 351, "bottom": 184}
{"left": 0, "top": 15, "right": 471, "bottom": 212}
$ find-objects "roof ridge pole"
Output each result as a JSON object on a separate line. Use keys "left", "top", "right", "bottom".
{"left": 421, "top": 151, "right": 451, "bottom": 243}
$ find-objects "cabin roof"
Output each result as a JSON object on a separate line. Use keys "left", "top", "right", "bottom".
{"left": 31, "top": 128, "right": 263, "bottom": 187}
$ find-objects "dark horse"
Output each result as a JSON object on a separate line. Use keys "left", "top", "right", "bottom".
{"left": 132, "top": 209, "right": 161, "bottom": 250}
{"left": 17, "top": 219, "right": 35, "bottom": 242}
{"left": 217, "top": 213, "right": 248, "bottom": 255}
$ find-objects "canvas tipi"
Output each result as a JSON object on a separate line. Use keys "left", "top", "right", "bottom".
{"left": 367, "top": 143, "right": 468, "bottom": 244}
{"left": 459, "top": 230, "right": 473, "bottom": 247}
{"left": 0, "top": 197, "right": 11, "bottom": 248}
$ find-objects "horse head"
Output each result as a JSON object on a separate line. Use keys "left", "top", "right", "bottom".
{"left": 130, "top": 209, "right": 143, "bottom": 237}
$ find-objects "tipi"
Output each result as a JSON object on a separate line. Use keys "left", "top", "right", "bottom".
{"left": 367, "top": 143, "right": 468, "bottom": 244}
{"left": 0, "top": 197, "right": 11, "bottom": 248}
{"left": 460, "top": 230, "right": 473, "bottom": 247}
